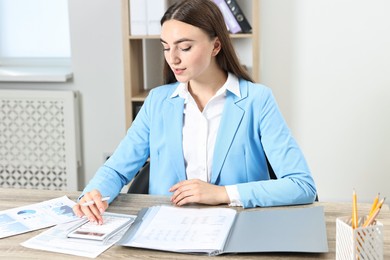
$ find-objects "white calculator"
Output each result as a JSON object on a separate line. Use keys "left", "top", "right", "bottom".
{"left": 67, "top": 213, "right": 134, "bottom": 241}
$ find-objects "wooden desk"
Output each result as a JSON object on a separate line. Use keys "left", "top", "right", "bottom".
{"left": 0, "top": 188, "right": 389, "bottom": 259}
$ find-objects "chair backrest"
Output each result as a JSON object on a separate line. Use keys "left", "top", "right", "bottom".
{"left": 266, "top": 157, "right": 277, "bottom": 180}
{"left": 127, "top": 161, "right": 150, "bottom": 194}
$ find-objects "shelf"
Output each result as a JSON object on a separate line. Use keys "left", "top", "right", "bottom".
{"left": 131, "top": 90, "right": 150, "bottom": 101}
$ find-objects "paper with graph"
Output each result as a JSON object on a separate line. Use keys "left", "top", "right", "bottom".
{"left": 0, "top": 196, "right": 78, "bottom": 238}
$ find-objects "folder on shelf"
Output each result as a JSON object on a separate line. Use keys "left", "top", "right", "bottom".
{"left": 117, "top": 205, "right": 329, "bottom": 255}
{"left": 142, "top": 39, "right": 164, "bottom": 90}
{"left": 213, "top": 0, "right": 242, "bottom": 34}
{"left": 130, "top": 0, "right": 167, "bottom": 35}
{"left": 224, "top": 0, "right": 252, "bottom": 33}
{"left": 129, "top": 0, "right": 147, "bottom": 35}
{"left": 146, "top": 0, "right": 167, "bottom": 35}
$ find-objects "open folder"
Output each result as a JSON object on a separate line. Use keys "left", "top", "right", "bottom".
{"left": 117, "top": 205, "right": 329, "bottom": 255}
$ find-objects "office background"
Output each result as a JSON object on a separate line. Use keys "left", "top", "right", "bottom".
{"left": 0, "top": 0, "right": 389, "bottom": 204}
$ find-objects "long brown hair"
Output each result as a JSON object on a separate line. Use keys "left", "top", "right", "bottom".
{"left": 160, "top": 0, "right": 254, "bottom": 84}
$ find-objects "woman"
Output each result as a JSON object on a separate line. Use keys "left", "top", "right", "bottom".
{"left": 73, "top": 0, "right": 317, "bottom": 224}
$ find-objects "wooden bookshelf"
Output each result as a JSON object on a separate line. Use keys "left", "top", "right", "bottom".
{"left": 122, "top": 0, "right": 260, "bottom": 129}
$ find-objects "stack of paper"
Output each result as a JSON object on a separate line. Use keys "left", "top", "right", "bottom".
{"left": 22, "top": 212, "right": 136, "bottom": 258}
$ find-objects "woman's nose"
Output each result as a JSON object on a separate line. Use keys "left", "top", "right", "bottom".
{"left": 167, "top": 50, "right": 180, "bottom": 65}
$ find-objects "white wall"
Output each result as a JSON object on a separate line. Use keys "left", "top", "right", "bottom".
{"left": 67, "top": 0, "right": 126, "bottom": 188}
{"left": 261, "top": 0, "right": 390, "bottom": 203}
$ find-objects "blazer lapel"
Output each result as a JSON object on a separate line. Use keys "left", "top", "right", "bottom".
{"left": 163, "top": 96, "right": 187, "bottom": 181}
{"left": 211, "top": 81, "right": 247, "bottom": 184}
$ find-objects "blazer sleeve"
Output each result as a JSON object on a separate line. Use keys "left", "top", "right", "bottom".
{"left": 236, "top": 86, "right": 317, "bottom": 208}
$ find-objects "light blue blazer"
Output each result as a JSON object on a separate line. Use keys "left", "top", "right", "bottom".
{"left": 82, "top": 79, "right": 317, "bottom": 208}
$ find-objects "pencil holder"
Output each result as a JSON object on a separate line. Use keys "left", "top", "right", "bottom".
{"left": 336, "top": 217, "right": 383, "bottom": 260}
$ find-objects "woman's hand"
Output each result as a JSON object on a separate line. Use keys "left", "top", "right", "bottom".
{"left": 72, "top": 189, "right": 109, "bottom": 225}
{"left": 169, "top": 179, "right": 230, "bottom": 206}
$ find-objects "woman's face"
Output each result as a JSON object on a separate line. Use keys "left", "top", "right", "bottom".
{"left": 160, "top": 20, "right": 219, "bottom": 83}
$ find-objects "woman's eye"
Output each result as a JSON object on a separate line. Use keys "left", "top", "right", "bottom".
{"left": 161, "top": 45, "right": 170, "bottom": 51}
{"left": 181, "top": 46, "right": 191, "bottom": 51}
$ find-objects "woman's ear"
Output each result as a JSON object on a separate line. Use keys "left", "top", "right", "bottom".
{"left": 212, "top": 37, "right": 222, "bottom": 56}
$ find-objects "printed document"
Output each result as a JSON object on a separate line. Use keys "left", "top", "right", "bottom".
{"left": 21, "top": 212, "right": 136, "bottom": 258}
{"left": 120, "top": 205, "right": 236, "bottom": 254}
{"left": 0, "top": 196, "right": 78, "bottom": 239}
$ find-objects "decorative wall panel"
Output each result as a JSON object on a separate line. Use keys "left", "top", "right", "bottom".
{"left": 0, "top": 90, "right": 81, "bottom": 191}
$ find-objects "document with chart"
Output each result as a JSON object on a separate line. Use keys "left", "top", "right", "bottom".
{"left": 0, "top": 196, "right": 78, "bottom": 239}
{"left": 117, "top": 205, "right": 329, "bottom": 255}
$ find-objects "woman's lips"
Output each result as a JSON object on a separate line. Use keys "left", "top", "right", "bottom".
{"left": 173, "top": 68, "right": 185, "bottom": 75}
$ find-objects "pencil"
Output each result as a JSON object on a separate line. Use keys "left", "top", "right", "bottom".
{"left": 352, "top": 189, "right": 358, "bottom": 229}
{"left": 368, "top": 193, "right": 380, "bottom": 216}
{"left": 81, "top": 196, "right": 110, "bottom": 207}
{"left": 363, "top": 197, "right": 386, "bottom": 227}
